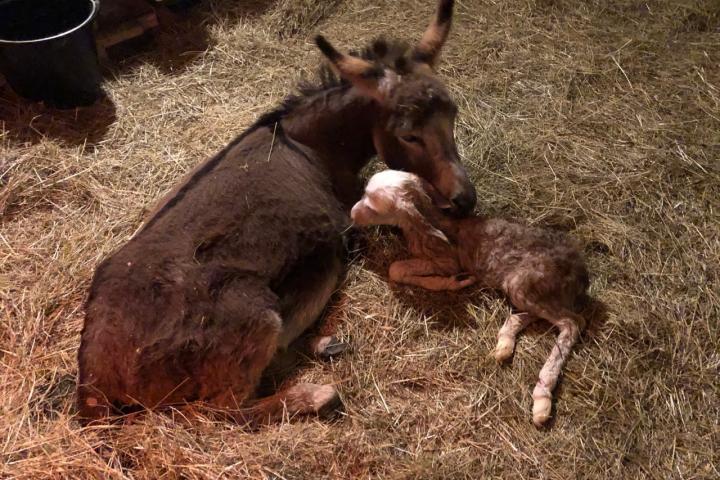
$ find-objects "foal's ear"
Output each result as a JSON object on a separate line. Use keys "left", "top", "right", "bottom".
{"left": 403, "top": 196, "right": 450, "bottom": 244}
{"left": 412, "top": 0, "right": 454, "bottom": 69}
{"left": 315, "top": 35, "right": 391, "bottom": 101}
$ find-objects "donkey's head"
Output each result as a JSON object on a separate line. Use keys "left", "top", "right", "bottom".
{"left": 315, "top": 0, "right": 476, "bottom": 216}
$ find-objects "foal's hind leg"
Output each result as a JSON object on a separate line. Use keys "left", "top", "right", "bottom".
{"left": 530, "top": 308, "right": 582, "bottom": 426}
{"left": 494, "top": 312, "right": 537, "bottom": 362}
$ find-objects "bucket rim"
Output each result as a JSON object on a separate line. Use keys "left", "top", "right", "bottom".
{"left": 0, "top": 0, "right": 100, "bottom": 45}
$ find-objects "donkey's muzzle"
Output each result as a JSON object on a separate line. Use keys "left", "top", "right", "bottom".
{"left": 450, "top": 187, "right": 477, "bottom": 217}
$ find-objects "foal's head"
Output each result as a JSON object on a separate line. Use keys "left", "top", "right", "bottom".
{"left": 315, "top": 0, "right": 476, "bottom": 216}
{"left": 351, "top": 170, "right": 449, "bottom": 245}
{"left": 350, "top": 170, "right": 424, "bottom": 225}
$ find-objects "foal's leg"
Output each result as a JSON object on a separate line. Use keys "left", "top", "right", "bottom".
{"left": 494, "top": 312, "right": 537, "bottom": 362}
{"left": 389, "top": 259, "right": 473, "bottom": 291}
{"left": 530, "top": 308, "right": 583, "bottom": 426}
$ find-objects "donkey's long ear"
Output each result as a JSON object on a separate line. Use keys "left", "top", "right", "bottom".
{"left": 412, "top": 0, "right": 454, "bottom": 69}
{"left": 315, "top": 35, "right": 389, "bottom": 101}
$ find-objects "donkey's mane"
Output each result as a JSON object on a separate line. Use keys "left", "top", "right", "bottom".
{"left": 142, "top": 38, "right": 414, "bottom": 232}
{"left": 252, "top": 38, "right": 413, "bottom": 129}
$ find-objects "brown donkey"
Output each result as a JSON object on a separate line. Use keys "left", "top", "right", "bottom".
{"left": 77, "top": 0, "right": 476, "bottom": 424}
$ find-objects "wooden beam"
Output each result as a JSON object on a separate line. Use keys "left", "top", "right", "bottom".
{"left": 96, "top": 11, "right": 159, "bottom": 49}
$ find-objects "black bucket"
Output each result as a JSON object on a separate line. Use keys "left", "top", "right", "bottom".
{"left": 0, "top": 0, "right": 102, "bottom": 108}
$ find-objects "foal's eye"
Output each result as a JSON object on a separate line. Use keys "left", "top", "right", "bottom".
{"left": 399, "top": 134, "right": 423, "bottom": 145}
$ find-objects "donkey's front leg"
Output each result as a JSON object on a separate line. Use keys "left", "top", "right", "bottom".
{"left": 389, "top": 259, "right": 474, "bottom": 291}
{"left": 275, "top": 243, "right": 347, "bottom": 357}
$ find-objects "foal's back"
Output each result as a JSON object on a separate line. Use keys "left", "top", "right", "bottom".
{"left": 456, "top": 217, "right": 588, "bottom": 307}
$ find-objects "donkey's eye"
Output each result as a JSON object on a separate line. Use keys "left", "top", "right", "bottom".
{"left": 399, "top": 134, "right": 423, "bottom": 145}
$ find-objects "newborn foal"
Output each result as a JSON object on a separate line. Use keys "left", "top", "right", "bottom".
{"left": 351, "top": 170, "right": 590, "bottom": 426}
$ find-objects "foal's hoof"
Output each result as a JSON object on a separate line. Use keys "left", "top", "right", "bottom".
{"left": 314, "top": 335, "right": 350, "bottom": 359}
{"left": 494, "top": 337, "right": 515, "bottom": 362}
{"left": 532, "top": 397, "right": 552, "bottom": 427}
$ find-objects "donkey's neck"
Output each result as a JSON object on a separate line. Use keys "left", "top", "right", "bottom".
{"left": 281, "top": 87, "right": 378, "bottom": 205}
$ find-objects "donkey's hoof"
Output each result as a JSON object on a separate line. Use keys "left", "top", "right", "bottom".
{"left": 494, "top": 337, "right": 514, "bottom": 362}
{"left": 532, "top": 397, "right": 552, "bottom": 427}
{"left": 314, "top": 335, "right": 350, "bottom": 359}
{"left": 453, "top": 273, "right": 476, "bottom": 289}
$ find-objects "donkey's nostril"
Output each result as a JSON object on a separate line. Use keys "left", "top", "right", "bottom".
{"left": 451, "top": 190, "right": 477, "bottom": 216}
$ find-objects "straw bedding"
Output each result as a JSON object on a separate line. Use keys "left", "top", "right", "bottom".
{"left": 1, "top": 0, "right": 718, "bottom": 478}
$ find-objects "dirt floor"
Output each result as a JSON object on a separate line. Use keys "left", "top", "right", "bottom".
{"left": 1, "top": 0, "right": 718, "bottom": 478}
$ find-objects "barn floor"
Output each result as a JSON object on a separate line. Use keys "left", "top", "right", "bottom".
{"left": 1, "top": 0, "right": 718, "bottom": 478}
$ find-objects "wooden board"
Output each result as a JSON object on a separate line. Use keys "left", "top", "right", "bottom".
{"left": 95, "top": 0, "right": 159, "bottom": 50}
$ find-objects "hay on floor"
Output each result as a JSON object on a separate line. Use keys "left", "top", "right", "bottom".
{"left": 1, "top": 0, "right": 718, "bottom": 478}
